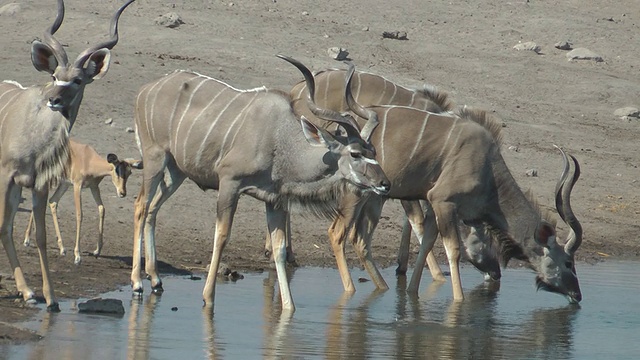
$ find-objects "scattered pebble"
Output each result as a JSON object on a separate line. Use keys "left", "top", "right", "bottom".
{"left": 513, "top": 41, "right": 541, "bottom": 54}
{"left": 78, "top": 298, "right": 125, "bottom": 315}
{"left": 382, "top": 31, "right": 408, "bottom": 40}
{"left": 125, "top": 127, "right": 135, "bottom": 133}
{"left": 104, "top": 118, "right": 113, "bottom": 125}
{"left": 328, "top": 47, "right": 349, "bottom": 61}
{"left": 171, "top": 306, "right": 178, "bottom": 311}
{"left": 554, "top": 41, "right": 573, "bottom": 50}
{"left": 508, "top": 145, "right": 520, "bottom": 152}
{"left": 358, "top": 277, "right": 370, "bottom": 283}
{"left": 525, "top": 169, "right": 538, "bottom": 177}
{"left": 155, "top": 13, "right": 184, "bottom": 29}
{"left": 566, "top": 48, "right": 603, "bottom": 62}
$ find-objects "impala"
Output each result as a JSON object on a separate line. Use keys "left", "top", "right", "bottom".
{"left": 279, "top": 58, "right": 582, "bottom": 303}
{"left": 130, "top": 57, "right": 390, "bottom": 313}
{"left": 0, "top": 0, "right": 134, "bottom": 310}
{"left": 23, "top": 139, "right": 142, "bottom": 265}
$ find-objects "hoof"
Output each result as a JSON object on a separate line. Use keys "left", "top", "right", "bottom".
{"left": 47, "top": 303, "right": 61, "bottom": 313}
{"left": 151, "top": 283, "right": 164, "bottom": 294}
{"left": 132, "top": 287, "right": 144, "bottom": 297}
{"left": 285, "top": 252, "right": 297, "bottom": 264}
{"left": 60, "top": 249, "right": 67, "bottom": 256}
{"left": 23, "top": 239, "right": 30, "bottom": 247}
{"left": 74, "top": 258, "right": 82, "bottom": 266}
{"left": 92, "top": 250, "right": 101, "bottom": 257}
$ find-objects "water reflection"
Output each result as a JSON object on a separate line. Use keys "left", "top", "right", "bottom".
{"left": 8, "top": 264, "right": 637, "bottom": 359}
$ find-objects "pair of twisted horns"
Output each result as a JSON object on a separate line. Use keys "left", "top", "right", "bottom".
{"left": 43, "top": 0, "right": 135, "bottom": 68}
{"left": 554, "top": 145, "right": 582, "bottom": 254}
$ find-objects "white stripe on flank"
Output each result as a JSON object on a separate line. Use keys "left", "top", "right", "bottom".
{"left": 216, "top": 92, "right": 260, "bottom": 167}
{"left": 182, "top": 70, "right": 267, "bottom": 93}
{"left": 378, "top": 108, "right": 390, "bottom": 164}
{"left": 181, "top": 87, "right": 227, "bottom": 165}
{"left": 171, "top": 77, "right": 209, "bottom": 150}
{"left": 375, "top": 79, "right": 388, "bottom": 104}
{"left": 408, "top": 112, "right": 429, "bottom": 160}
{"left": 388, "top": 83, "right": 398, "bottom": 104}
{"left": 439, "top": 115, "right": 459, "bottom": 159}
{"left": 2, "top": 80, "right": 25, "bottom": 89}
{"left": 409, "top": 91, "right": 417, "bottom": 107}
{"left": 145, "top": 73, "right": 177, "bottom": 141}
{"left": 195, "top": 92, "right": 244, "bottom": 167}
{"left": 0, "top": 92, "right": 22, "bottom": 135}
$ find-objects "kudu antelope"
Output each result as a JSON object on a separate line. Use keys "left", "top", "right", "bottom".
{"left": 280, "top": 59, "right": 583, "bottom": 303}
{"left": 130, "top": 58, "right": 390, "bottom": 313}
{"left": 23, "top": 139, "right": 142, "bottom": 265}
{"left": 266, "top": 66, "right": 502, "bottom": 282}
{"left": 0, "top": 0, "right": 134, "bottom": 310}
{"left": 275, "top": 58, "right": 501, "bottom": 291}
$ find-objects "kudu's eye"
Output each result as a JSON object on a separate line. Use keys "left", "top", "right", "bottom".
{"left": 73, "top": 78, "right": 82, "bottom": 85}
{"left": 350, "top": 151, "right": 362, "bottom": 159}
{"left": 565, "top": 261, "right": 573, "bottom": 269}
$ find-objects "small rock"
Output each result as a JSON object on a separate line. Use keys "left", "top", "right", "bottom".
{"left": 78, "top": 298, "right": 125, "bottom": 315}
{"left": 357, "top": 277, "right": 370, "bottom": 283}
{"left": 613, "top": 107, "right": 640, "bottom": 119}
{"left": 554, "top": 41, "right": 573, "bottom": 50}
{"left": 155, "top": 12, "right": 184, "bottom": 29}
{"left": 513, "top": 41, "right": 541, "bottom": 54}
{"left": 125, "top": 127, "right": 135, "bottom": 133}
{"left": 301, "top": 11, "right": 309, "bottom": 16}
{"left": 508, "top": 145, "right": 520, "bottom": 152}
{"left": 382, "top": 31, "right": 408, "bottom": 40}
{"left": 566, "top": 48, "right": 603, "bottom": 62}
{"left": 328, "top": 47, "right": 349, "bottom": 61}
{"left": 362, "top": 26, "right": 369, "bottom": 31}
{"left": 104, "top": 118, "right": 113, "bottom": 125}
{"left": 171, "top": 307, "right": 178, "bottom": 311}
{"left": 0, "top": 3, "right": 21, "bottom": 16}
{"left": 525, "top": 169, "right": 538, "bottom": 177}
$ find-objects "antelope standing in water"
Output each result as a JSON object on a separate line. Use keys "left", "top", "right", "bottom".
{"left": 0, "top": 0, "right": 134, "bottom": 311}
{"left": 266, "top": 64, "right": 502, "bottom": 283}
{"left": 280, "top": 58, "right": 583, "bottom": 303}
{"left": 23, "top": 139, "right": 142, "bottom": 265}
{"left": 130, "top": 57, "right": 390, "bottom": 313}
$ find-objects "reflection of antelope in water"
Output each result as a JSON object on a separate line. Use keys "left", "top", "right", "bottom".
{"left": 127, "top": 294, "right": 161, "bottom": 360}
{"left": 264, "top": 64, "right": 502, "bottom": 284}
{"left": 0, "top": 0, "right": 134, "bottom": 311}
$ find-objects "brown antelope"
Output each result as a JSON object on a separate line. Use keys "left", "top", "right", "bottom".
{"left": 280, "top": 58, "right": 583, "bottom": 303}
{"left": 130, "top": 57, "right": 390, "bottom": 313}
{"left": 273, "top": 58, "right": 502, "bottom": 289}
{"left": 23, "top": 139, "right": 142, "bottom": 265}
{"left": 0, "top": 0, "right": 134, "bottom": 311}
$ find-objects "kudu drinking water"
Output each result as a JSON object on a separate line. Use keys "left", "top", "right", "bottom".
{"left": 130, "top": 58, "right": 390, "bottom": 313}
{"left": 265, "top": 65, "right": 502, "bottom": 284}
{"left": 279, "top": 59, "right": 583, "bottom": 303}
{"left": 0, "top": 0, "right": 134, "bottom": 310}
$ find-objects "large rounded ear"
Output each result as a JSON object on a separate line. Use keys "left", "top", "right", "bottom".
{"left": 31, "top": 41, "right": 58, "bottom": 74}
{"left": 534, "top": 221, "right": 557, "bottom": 248}
{"left": 300, "top": 116, "right": 337, "bottom": 148}
{"left": 83, "top": 48, "right": 111, "bottom": 80}
{"left": 107, "top": 153, "right": 119, "bottom": 164}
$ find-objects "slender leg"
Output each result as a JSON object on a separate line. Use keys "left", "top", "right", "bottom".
{"left": 401, "top": 200, "right": 446, "bottom": 282}
{"left": 429, "top": 201, "right": 464, "bottom": 301}
{"left": 89, "top": 185, "right": 105, "bottom": 257}
{"left": 47, "top": 182, "right": 69, "bottom": 255}
{"left": 0, "top": 179, "right": 35, "bottom": 303}
{"left": 263, "top": 212, "right": 295, "bottom": 264}
{"left": 350, "top": 196, "right": 388, "bottom": 290}
{"left": 327, "top": 193, "right": 362, "bottom": 293}
{"left": 72, "top": 182, "right": 83, "bottom": 265}
{"left": 265, "top": 203, "right": 295, "bottom": 312}
{"left": 395, "top": 215, "right": 411, "bottom": 276}
{"left": 23, "top": 211, "right": 33, "bottom": 247}
{"left": 202, "top": 180, "right": 240, "bottom": 309}
{"left": 407, "top": 202, "right": 439, "bottom": 293}
{"left": 32, "top": 188, "right": 60, "bottom": 311}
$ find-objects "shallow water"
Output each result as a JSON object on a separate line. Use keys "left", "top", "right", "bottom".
{"left": 3, "top": 261, "right": 639, "bottom": 359}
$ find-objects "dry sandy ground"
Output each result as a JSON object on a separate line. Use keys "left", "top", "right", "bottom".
{"left": 1, "top": 0, "right": 639, "bottom": 343}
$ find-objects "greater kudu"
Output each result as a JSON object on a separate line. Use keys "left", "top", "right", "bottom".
{"left": 266, "top": 66, "right": 502, "bottom": 283}
{"left": 23, "top": 139, "right": 143, "bottom": 265}
{"left": 281, "top": 59, "right": 583, "bottom": 303}
{"left": 130, "top": 58, "right": 390, "bottom": 313}
{"left": 0, "top": 0, "right": 134, "bottom": 310}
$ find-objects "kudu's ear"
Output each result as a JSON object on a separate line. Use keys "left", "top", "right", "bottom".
{"left": 300, "top": 116, "right": 338, "bottom": 148}
{"left": 107, "top": 153, "right": 119, "bottom": 164}
{"left": 534, "top": 221, "right": 557, "bottom": 248}
{"left": 83, "top": 48, "right": 111, "bottom": 80}
{"left": 31, "top": 41, "right": 58, "bottom": 74}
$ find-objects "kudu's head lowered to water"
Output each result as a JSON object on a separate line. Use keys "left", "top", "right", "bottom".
{"left": 532, "top": 146, "right": 583, "bottom": 303}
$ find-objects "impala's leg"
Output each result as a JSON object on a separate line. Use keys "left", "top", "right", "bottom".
{"left": 32, "top": 188, "right": 60, "bottom": 311}
{"left": 23, "top": 211, "right": 34, "bottom": 247}
{"left": 203, "top": 180, "right": 240, "bottom": 309}
{"left": 47, "top": 182, "right": 69, "bottom": 255}
{"left": 89, "top": 184, "right": 105, "bottom": 257}
{"left": 72, "top": 182, "right": 83, "bottom": 265}
{"left": 265, "top": 203, "right": 295, "bottom": 312}
{"left": 351, "top": 196, "right": 388, "bottom": 290}
{"left": 407, "top": 202, "right": 440, "bottom": 293}
{"left": 0, "top": 179, "right": 35, "bottom": 302}
{"left": 400, "top": 200, "right": 446, "bottom": 281}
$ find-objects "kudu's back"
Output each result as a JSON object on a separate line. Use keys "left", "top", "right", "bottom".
{"left": 135, "top": 70, "right": 297, "bottom": 188}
